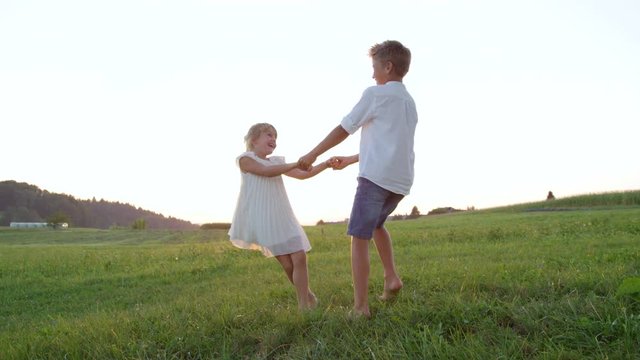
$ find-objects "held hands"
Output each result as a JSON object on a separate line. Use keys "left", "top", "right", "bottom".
{"left": 297, "top": 154, "right": 316, "bottom": 171}
{"left": 326, "top": 156, "right": 351, "bottom": 170}
{"left": 307, "top": 156, "right": 352, "bottom": 171}
{"left": 298, "top": 155, "right": 355, "bottom": 171}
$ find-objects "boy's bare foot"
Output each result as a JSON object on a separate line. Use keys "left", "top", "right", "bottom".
{"left": 379, "top": 278, "right": 403, "bottom": 301}
{"left": 348, "top": 308, "right": 371, "bottom": 319}
{"left": 379, "top": 288, "right": 401, "bottom": 301}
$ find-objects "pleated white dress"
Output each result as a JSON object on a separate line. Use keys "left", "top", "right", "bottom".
{"left": 228, "top": 151, "right": 311, "bottom": 257}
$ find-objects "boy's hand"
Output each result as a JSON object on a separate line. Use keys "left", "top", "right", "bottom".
{"left": 297, "top": 154, "right": 316, "bottom": 171}
{"left": 328, "top": 156, "right": 349, "bottom": 170}
{"left": 325, "top": 158, "right": 337, "bottom": 168}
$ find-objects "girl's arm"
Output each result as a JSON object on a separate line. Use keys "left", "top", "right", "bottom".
{"left": 239, "top": 157, "right": 298, "bottom": 177}
{"left": 285, "top": 159, "right": 331, "bottom": 180}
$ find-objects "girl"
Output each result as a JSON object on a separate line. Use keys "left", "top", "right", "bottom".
{"left": 228, "top": 123, "right": 332, "bottom": 311}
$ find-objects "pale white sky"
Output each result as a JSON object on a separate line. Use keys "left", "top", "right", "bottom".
{"left": 2, "top": 0, "right": 639, "bottom": 226}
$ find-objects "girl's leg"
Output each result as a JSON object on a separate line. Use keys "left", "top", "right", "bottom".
{"left": 373, "top": 227, "right": 403, "bottom": 300}
{"left": 351, "top": 237, "right": 371, "bottom": 317}
{"left": 275, "top": 254, "right": 294, "bottom": 284}
{"left": 290, "top": 250, "right": 316, "bottom": 310}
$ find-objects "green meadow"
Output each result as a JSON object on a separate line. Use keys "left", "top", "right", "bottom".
{"left": 1, "top": 192, "right": 639, "bottom": 359}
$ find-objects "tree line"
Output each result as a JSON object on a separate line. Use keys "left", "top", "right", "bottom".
{"left": 0, "top": 180, "right": 198, "bottom": 230}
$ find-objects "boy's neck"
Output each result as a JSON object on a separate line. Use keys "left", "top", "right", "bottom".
{"left": 382, "top": 77, "right": 403, "bottom": 84}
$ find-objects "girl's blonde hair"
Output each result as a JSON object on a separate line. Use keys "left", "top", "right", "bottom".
{"left": 244, "top": 123, "right": 277, "bottom": 151}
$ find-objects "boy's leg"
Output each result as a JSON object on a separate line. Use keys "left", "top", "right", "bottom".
{"left": 373, "top": 227, "right": 403, "bottom": 300}
{"left": 347, "top": 177, "right": 402, "bottom": 316}
{"left": 351, "top": 236, "right": 371, "bottom": 317}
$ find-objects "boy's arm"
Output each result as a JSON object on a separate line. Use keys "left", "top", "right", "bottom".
{"left": 239, "top": 157, "right": 298, "bottom": 177}
{"left": 285, "top": 159, "right": 331, "bottom": 180}
{"left": 298, "top": 125, "right": 349, "bottom": 170}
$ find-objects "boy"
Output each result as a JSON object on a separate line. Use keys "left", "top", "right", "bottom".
{"left": 298, "top": 40, "right": 417, "bottom": 317}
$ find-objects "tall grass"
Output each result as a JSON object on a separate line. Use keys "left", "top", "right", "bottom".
{"left": 1, "top": 193, "right": 639, "bottom": 359}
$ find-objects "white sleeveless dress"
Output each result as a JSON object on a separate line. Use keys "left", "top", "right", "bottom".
{"left": 228, "top": 151, "right": 311, "bottom": 257}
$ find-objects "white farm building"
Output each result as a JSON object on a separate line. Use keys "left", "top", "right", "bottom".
{"left": 9, "top": 222, "right": 68, "bottom": 229}
{"left": 10, "top": 222, "right": 48, "bottom": 228}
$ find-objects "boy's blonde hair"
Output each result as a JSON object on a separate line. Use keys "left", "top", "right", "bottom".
{"left": 244, "top": 123, "right": 277, "bottom": 151}
{"left": 369, "top": 40, "right": 411, "bottom": 78}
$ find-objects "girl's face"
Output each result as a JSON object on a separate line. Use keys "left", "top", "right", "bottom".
{"left": 252, "top": 129, "right": 277, "bottom": 158}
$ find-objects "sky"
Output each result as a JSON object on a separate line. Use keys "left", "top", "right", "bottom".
{"left": 1, "top": 0, "right": 639, "bottom": 226}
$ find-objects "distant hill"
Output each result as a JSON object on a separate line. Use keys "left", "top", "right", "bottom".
{"left": 484, "top": 190, "right": 640, "bottom": 213}
{"left": 0, "top": 180, "right": 198, "bottom": 230}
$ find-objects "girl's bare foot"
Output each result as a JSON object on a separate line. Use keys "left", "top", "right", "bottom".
{"left": 307, "top": 291, "right": 318, "bottom": 309}
{"left": 298, "top": 291, "right": 318, "bottom": 312}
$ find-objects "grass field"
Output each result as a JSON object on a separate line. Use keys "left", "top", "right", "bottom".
{"left": 1, "top": 192, "right": 639, "bottom": 359}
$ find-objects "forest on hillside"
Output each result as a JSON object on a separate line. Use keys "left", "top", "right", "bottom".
{"left": 0, "top": 180, "right": 198, "bottom": 230}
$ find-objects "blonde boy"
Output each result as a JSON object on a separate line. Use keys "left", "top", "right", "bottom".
{"left": 298, "top": 40, "right": 417, "bottom": 317}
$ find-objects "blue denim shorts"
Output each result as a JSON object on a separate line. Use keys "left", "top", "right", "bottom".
{"left": 347, "top": 177, "right": 404, "bottom": 240}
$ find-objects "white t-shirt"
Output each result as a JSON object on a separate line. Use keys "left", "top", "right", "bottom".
{"left": 340, "top": 81, "right": 417, "bottom": 195}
